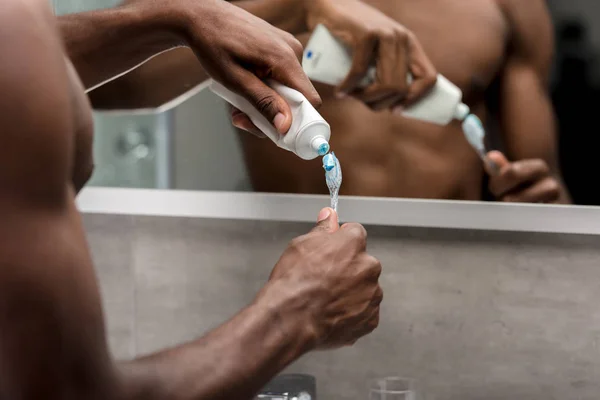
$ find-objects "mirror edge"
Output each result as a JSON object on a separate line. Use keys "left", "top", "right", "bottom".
{"left": 77, "top": 187, "right": 600, "bottom": 235}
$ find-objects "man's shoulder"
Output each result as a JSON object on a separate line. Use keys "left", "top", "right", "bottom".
{"left": 494, "top": 0, "right": 552, "bottom": 36}
{"left": 495, "top": 0, "right": 553, "bottom": 66}
{"left": 494, "top": 0, "right": 548, "bottom": 16}
{"left": 0, "top": 0, "right": 60, "bottom": 57}
{"left": 0, "top": 0, "right": 73, "bottom": 208}
{"left": 0, "top": 0, "right": 54, "bottom": 26}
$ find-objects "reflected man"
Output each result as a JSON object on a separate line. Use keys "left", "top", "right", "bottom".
{"left": 92, "top": 0, "right": 570, "bottom": 204}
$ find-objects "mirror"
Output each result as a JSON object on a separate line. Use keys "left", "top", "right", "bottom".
{"left": 56, "top": 0, "right": 600, "bottom": 207}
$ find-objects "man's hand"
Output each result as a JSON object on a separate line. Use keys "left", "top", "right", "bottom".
{"left": 181, "top": 0, "right": 321, "bottom": 135}
{"left": 486, "top": 151, "right": 562, "bottom": 204}
{"left": 118, "top": 0, "right": 321, "bottom": 136}
{"left": 257, "top": 207, "right": 383, "bottom": 349}
{"left": 305, "top": 0, "right": 437, "bottom": 111}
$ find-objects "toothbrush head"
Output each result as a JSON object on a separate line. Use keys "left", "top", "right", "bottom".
{"left": 462, "top": 114, "right": 486, "bottom": 154}
{"left": 323, "top": 152, "right": 342, "bottom": 213}
{"left": 323, "top": 153, "right": 336, "bottom": 171}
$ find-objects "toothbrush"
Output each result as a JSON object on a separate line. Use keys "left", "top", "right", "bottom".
{"left": 461, "top": 114, "right": 499, "bottom": 175}
{"left": 323, "top": 152, "right": 342, "bottom": 213}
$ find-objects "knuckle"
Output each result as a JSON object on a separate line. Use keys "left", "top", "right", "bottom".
{"left": 254, "top": 94, "right": 278, "bottom": 117}
{"left": 288, "top": 36, "right": 304, "bottom": 58}
{"left": 395, "top": 28, "right": 410, "bottom": 44}
{"left": 368, "top": 309, "right": 380, "bottom": 331}
{"left": 274, "top": 45, "right": 298, "bottom": 66}
{"left": 365, "top": 255, "right": 382, "bottom": 278}
{"left": 344, "top": 223, "right": 368, "bottom": 245}
{"left": 284, "top": 42, "right": 300, "bottom": 60}
{"left": 545, "top": 178, "right": 560, "bottom": 195}
{"left": 374, "top": 286, "right": 384, "bottom": 305}
{"left": 265, "top": 49, "right": 291, "bottom": 72}
{"left": 423, "top": 69, "right": 437, "bottom": 87}
{"left": 535, "top": 160, "right": 551, "bottom": 175}
{"left": 379, "top": 28, "right": 397, "bottom": 43}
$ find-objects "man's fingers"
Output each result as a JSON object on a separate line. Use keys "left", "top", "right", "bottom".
{"left": 487, "top": 151, "right": 510, "bottom": 170}
{"left": 485, "top": 150, "right": 510, "bottom": 176}
{"left": 501, "top": 177, "right": 561, "bottom": 204}
{"left": 489, "top": 156, "right": 551, "bottom": 198}
{"left": 336, "top": 33, "right": 378, "bottom": 95}
{"left": 352, "top": 37, "right": 405, "bottom": 107}
{"left": 311, "top": 207, "right": 340, "bottom": 233}
{"left": 376, "top": 31, "right": 408, "bottom": 93}
{"left": 231, "top": 108, "right": 266, "bottom": 138}
{"left": 339, "top": 222, "right": 368, "bottom": 252}
{"left": 271, "top": 52, "right": 322, "bottom": 109}
{"left": 229, "top": 68, "right": 293, "bottom": 134}
{"left": 403, "top": 38, "right": 437, "bottom": 105}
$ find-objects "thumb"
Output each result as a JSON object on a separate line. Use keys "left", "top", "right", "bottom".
{"left": 486, "top": 150, "right": 510, "bottom": 175}
{"left": 232, "top": 70, "right": 293, "bottom": 134}
{"left": 311, "top": 208, "right": 339, "bottom": 233}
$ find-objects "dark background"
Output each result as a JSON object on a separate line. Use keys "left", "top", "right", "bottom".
{"left": 548, "top": 0, "right": 600, "bottom": 205}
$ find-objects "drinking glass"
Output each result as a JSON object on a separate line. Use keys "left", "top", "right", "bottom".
{"left": 369, "top": 377, "right": 417, "bottom": 400}
{"left": 255, "top": 374, "right": 315, "bottom": 400}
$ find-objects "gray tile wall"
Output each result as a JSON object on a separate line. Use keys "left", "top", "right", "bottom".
{"left": 83, "top": 214, "right": 600, "bottom": 400}
{"left": 53, "top": 0, "right": 119, "bottom": 15}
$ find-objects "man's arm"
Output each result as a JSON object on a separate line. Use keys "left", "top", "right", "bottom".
{"left": 487, "top": 0, "right": 571, "bottom": 203}
{"left": 78, "top": 0, "right": 438, "bottom": 114}
{"left": 72, "top": 0, "right": 309, "bottom": 109}
{"left": 0, "top": 2, "right": 117, "bottom": 398}
{"left": 61, "top": 0, "right": 321, "bottom": 136}
{"left": 0, "top": 2, "right": 314, "bottom": 399}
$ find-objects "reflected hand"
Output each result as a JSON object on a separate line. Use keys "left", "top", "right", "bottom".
{"left": 486, "top": 151, "right": 561, "bottom": 204}
{"left": 306, "top": 0, "right": 437, "bottom": 111}
{"left": 148, "top": 0, "right": 321, "bottom": 136}
{"left": 259, "top": 208, "right": 382, "bottom": 349}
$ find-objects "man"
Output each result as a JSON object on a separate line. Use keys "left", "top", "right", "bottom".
{"left": 91, "top": 0, "right": 570, "bottom": 204}
{"left": 0, "top": 0, "right": 382, "bottom": 398}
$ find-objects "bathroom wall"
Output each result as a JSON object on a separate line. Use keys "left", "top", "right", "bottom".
{"left": 52, "top": 0, "right": 118, "bottom": 14}
{"left": 85, "top": 213, "right": 600, "bottom": 400}
{"left": 53, "top": 0, "right": 250, "bottom": 191}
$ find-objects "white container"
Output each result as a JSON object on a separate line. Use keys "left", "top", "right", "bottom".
{"left": 302, "top": 24, "right": 470, "bottom": 125}
{"left": 209, "top": 80, "right": 331, "bottom": 160}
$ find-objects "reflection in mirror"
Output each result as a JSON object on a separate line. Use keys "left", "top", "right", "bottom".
{"left": 70, "top": 0, "right": 600, "bottom": 206}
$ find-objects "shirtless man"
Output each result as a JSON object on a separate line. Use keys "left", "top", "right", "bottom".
{"left": 0, "top": 0, "right": 382, "bottom": 398}
{"left": 240, "top": 0, "right": 571, "bottom": 203}
{"left": 90, "top": 0, "right": 570, "bottom": 204}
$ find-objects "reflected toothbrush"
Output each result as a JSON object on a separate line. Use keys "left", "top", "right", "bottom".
{"left": 461, "top": 114, "right": 499, "bottom": 175}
